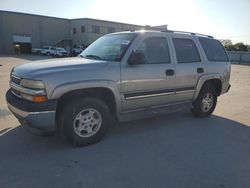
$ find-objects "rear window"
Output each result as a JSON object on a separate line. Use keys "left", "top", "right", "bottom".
{"left": 173, "top": 38, "right": 201, "bottom": 63}
{"left": 199, "top": 38, "right": 229, "bottom": 62}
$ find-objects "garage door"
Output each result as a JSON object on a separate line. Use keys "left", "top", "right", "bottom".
{"left": 13, "top": 35, "right": 32, "bottom": 53}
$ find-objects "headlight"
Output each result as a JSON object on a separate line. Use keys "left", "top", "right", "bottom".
{"left": 20, "top": 79, "right": 45, "bottom": 89}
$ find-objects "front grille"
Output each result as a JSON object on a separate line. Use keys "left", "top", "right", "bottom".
{"left": 10, "top": 75, "right": 22, "bottom": 98}
{"left": 11, "top": 75, "right": 21, "bottom": 85}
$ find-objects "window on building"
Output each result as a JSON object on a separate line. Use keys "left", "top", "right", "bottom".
{"left": 199, "top": 38, "right": 229, "bottom": 62}
{"left": 73, "top": 28, "right": 76, "bottom": 34}
{"left": 107, "top": 27, "right": 115, "bottom": 33}
{"left": 173, "top": 38, "right": 201, "bottom": 63}
{"left": 135, "top": 37, "right": 171, "bottom": 64}
{"left": 81, "top": 26, "right": 85, "bottom": 33}
{"left": 92, "top": 25, "right": 100, "bottom": 34}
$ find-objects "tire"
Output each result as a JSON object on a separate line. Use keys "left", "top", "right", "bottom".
{"left": 46, "top": 52, "right": 50, "bottom": 56}
{"left": 57, "top": 97, "right": 111, "bottom": 147}
{"left": 192, "top": 83, "right": 217, "bottom": 118}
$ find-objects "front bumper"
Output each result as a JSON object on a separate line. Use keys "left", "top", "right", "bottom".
{"left": 221, "top": 81, "right": 231, "bottom": 95}
{"left": 226, "top": 84, "right": 231, "bottom": 92}
{"left": 6, "top": 89, "right": 57, "bottom": 131}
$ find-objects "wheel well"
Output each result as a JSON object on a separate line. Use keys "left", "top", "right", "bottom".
{"left": 55, "top": 87, "right": 116, "bottom": 120}
{"left": 203, "top": 79, "right": 222, "bottom": 96}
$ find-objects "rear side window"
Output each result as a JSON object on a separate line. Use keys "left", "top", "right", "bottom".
{"left": 199, "top": 38, "right": 229, "bottom": 62}
{"left": 173, "top": 38, "right": 201, "bottom": 63}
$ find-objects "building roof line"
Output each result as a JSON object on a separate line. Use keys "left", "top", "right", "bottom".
{"left": 0, "top": 10, "right": 69, "bottom": 20}
{"left": 71, "top": 17, "right": 147, "bottom": 28}
{"left": 0, "top": 10, "right": 160, "bottom": 28}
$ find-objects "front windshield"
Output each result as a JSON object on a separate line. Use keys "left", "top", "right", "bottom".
{"left": 80, "top": 33, "right": 137, "bottom": 61}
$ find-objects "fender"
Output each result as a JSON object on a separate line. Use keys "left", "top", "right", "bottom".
{"left": 193, "top": 73, "right": 223, "bottom": 101}
{"left": 50, "top": 79, "right": 122, "bottom": 113}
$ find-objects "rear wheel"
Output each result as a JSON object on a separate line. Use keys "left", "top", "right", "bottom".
{"left": 57, "top": 97, "right": 110, "bottom": 147}
{"left": 192, "top": 83, "right": 217, "bottom": 117}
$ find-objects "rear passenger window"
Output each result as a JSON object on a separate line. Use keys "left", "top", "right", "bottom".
{"left": 199, "top": 38, "right": 229, "bottom": 62}
{"left": 173, "top": 38, "right": 201, "bottom": 63}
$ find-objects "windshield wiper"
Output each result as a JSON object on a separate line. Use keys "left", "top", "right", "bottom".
{"left": 82, "top": 54, "right": 102, "bottom": 60}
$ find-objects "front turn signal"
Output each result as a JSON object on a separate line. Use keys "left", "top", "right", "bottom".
{"left": 32, "top": 96, "right": 47, "bottom": 102}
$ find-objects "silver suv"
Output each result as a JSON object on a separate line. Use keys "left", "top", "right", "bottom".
{"left": 6, "top": 30, "right": 231, "bottom": 146}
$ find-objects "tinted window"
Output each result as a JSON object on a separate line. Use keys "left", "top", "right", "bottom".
{"left": 173, "top": 38, "right": 201, "bottom": 63}
{"left": 81, "top": 26, "right": 85, "bottom": 33}
{"left": 92, "top": 25, "right": 100, "bottom": 33}
{"left": 73, "top": 28, "right": 76, "bottom": 34}
{"left": 199, "top": 38, "right": 229, "bottom": 62}
{"left": 135, "top": 37, "right": 171, "bottom": 64}
{"left": 107, "top": 27, "right": 115, "bottom": 33}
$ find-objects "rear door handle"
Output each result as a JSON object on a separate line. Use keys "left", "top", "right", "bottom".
{"left": 165, "top": 69, "right": 175, "bottom": 76}
{"left": 197, "top": 67, "right": 204, "bottom": 74}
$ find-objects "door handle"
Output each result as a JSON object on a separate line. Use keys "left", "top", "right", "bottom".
{"left": 197, "top": 67, "right": 204, "bottom": 74}
{"left": 165, "top": 69, "right": 175, "bottom": 76}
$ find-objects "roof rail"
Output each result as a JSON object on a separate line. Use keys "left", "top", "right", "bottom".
{"left": 161, "top": 30, "right": 213, "bottom": 38}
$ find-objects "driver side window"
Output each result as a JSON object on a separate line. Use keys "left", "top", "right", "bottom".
{"left": 135, "top": 37, "right": 171, "bottom": 64}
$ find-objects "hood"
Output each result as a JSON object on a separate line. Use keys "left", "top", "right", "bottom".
{"left": 12, "top": 57, "right": 109, "bottom": 79}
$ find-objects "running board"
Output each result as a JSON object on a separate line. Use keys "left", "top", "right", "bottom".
{"left": 118, "top": 101, "right": 192, "bottom": 122}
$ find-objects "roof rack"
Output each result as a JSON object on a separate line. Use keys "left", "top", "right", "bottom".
{"left": 161, "top": 30, "right": 213, "bottom": 38}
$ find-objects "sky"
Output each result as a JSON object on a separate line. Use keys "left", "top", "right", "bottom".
{"left": 0, "top": 0, "right": 249, "bottom": 44}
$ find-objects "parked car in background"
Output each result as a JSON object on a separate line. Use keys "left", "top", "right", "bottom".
{"left": 53, "top": 47, "right": 69, "bottom": 57}
{"left": 72, "top": 47, "right": 84, "bottom": 56}
{"left": 32, "top": 48, "right": 43, "bottom": 55}
{"left": 41, "top": 46, "right": 56, "bottom": 56}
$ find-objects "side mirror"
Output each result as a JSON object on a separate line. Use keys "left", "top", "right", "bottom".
{"left": 128, "top": 51, "right": 146, "bottom": 65}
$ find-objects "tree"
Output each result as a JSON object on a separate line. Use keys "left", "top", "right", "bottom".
{"left": 224, "top": 44, "right": 236, "bottom": 51}
{"left": 234, "top": 42, "right": 248, "bottom": 51}
{"left": 220, "top": 39, "right": 250, "bottom": 51}
{"left": 220, "top": 39, "right": 232, "bottom": 46}
{"left": 246, "top": 45, "right": 250, "bottom": 51}
{"left": 220, "top": 39, "right": 235, "bottom": 51}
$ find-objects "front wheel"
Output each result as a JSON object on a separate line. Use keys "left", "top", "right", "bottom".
{"left": 192, "top": 84, "right": 217, "bottom": 117}
{"left": 57, "top": 97, "right": 111, "bottom": 147}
